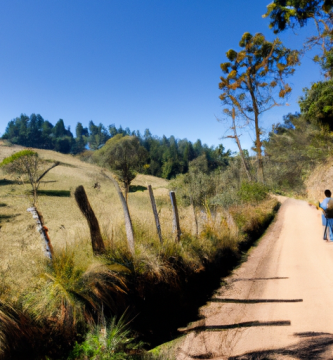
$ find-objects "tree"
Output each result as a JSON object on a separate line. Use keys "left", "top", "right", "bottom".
{"left": 264, "top": 0, "right": 333, "bottom": 33}
{"left": 73, "top": 122, "right": 88, "bottom": 154}
{"left": 108, "top": 124, "right": 118, "bottom": 137}
{"left": 193, "top": 139, "right": 203, "bottom": 157}
{"left": 88, "top": 121, "right": 110, "bottom": 150}
{"left": 53, "top": 119, "right": 67, "bottom": 138}
{"left": 264, "top": 0, "right": 333, "bottom": 76}
{"left": 299, "top": 80, "right": 333, "bottom": 129}
{"left": 220, "top": 108, "right": 252, "bottom": 181}
{"left": 75, "top": 122, "right": 88, "bottom": 138}
{"left": 183, "top": 142, "right": 195, "bottom": 163}
{"left": 54, "top": 136, "right": 74, "bottom": 154}
{"left": 0, "top": 150, "right": 59, "bottom": 205}
{"left": 2, "top": 114, "right": 29, "bottom": 145}
{"left": 93, "top": 134, "right": 147, "bottom": 203}
{"left": 52, "top": 119, "right": 73, "bottom": 141}
{"left": 219, "top": 32, "right": 299, "bottom": 182}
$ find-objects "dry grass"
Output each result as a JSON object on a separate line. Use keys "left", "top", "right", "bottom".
{"left": 0, "top": 143, "right": 222, "bottom": 301}
{"left": 0, "top": 142, "right": 278, "bottom": 290}
{"left": 0, "top": 143, "right": 279, "bottom": 359}
{"left": 0, "top": 144, "right": 177, "bottom": 283}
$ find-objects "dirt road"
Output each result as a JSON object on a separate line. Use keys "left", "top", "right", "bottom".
{"left": 176, "top": 197, "right": 333, "bottom": 360}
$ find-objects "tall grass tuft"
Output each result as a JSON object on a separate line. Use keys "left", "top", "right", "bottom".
{"left": 0, "top": 299, "right": 50, "bottom": 360}
{"left": 22, "top": 249, "right": 128, "bottom": 339}
{"left": 68, "top": 312, "right": 144, "bottom": 360}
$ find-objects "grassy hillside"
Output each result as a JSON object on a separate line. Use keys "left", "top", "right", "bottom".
{"left": 0, "top": 142, "right": 191, "bottom": 291}
{"left": 0, "top": 142, "right": 279, "bottom": 359}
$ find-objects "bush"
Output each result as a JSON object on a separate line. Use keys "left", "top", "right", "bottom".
{"left": 237, "top": 181, "right": 268, "bottom": 204}
{"left": 68, "top": 313, "right": 144, "bottom": 360}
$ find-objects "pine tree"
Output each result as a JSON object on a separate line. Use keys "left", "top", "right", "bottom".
{"left": 219, "top": 32, "right": 299, "bottom": 182}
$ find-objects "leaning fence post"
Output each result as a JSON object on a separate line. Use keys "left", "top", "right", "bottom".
{"left": 170, "top": 191, "right": 181, "bottom": 242}
{"left": 74, "top": 185, "right": 106, "bottom": 255}
{"left": 27, "top": 207, "right": 54, "bottom": 260}
{"left": 148, "top": 185, "right": 163, "bottom": 244}
{"left": 101, "top": 172, "right": 135, "bottom": 256}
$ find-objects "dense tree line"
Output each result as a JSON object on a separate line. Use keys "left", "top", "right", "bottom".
{"left": 2, "top": 114, "right": 75, "bottom": 154}
{"left": 1, "top": 114, "right": 231, "bottom": 179}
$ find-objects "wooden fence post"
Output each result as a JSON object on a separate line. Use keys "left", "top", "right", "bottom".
{"left": 102, "top": 172, "right": 135, "bottom": 256}
{"left": 148, "top": 185, "right": 163, "bottom": 244}
{"left": 27, "top": 207, "right": 54, "bottom": 260}
{"left": 74, "top": 185, "right": 106, "bottom": 255}
{"left": 170, "top": 191, "right": 181, "bottom": 242}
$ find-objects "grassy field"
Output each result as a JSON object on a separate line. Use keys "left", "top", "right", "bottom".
{"left": 0, "top": 142, "right": 279, "bottom": 359}
{"left": 0, "top": 142, "right": 195, "bottom": 270}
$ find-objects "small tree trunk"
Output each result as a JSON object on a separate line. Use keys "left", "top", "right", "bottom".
{"left": 254, "top": 104, "right": 264, "bottom": 183}
{"left": 170, "top": 191, "right": 181, "bottom": 242}
{"left": 231, "top": 108, "right": 252, "bottom": 182}
{"left": 148, "top": 185, "right": 163, "bottom": 244}
{"left": 125, "top": 183, "right": 129, "bottom": 205}
{"left": 248, "top": 78, "right": 264, "bottom": 183}
{"left": 102, "top": 172, "right": 135, "bottom": 255}
{"left": 74, "top": 185, "right": 105, "bottom": 255}
{"left": 33, "top": 187, "right": 38, "bottom": 206}
{"left": 190, "top": 195, "right": 198, "bottom": 237}
{"left": 235, "top": 135, "right": 252, "bottom": 182}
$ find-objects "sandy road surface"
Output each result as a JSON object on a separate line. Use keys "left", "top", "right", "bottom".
{"left": 176, "top": 197, "right": 333, "bottom": 360}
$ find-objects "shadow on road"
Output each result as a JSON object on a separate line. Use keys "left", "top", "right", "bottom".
{"left": 228, "top": 332, "right": 333, "bottom": 360}
{"left": 209, "top": 298, "right": 303, "bottom": 304}
{"left": 178, "top": 320, "right": 291, "bottom": 333}
{"left": 232, "top": 277, "right": 289, "bottom": 282}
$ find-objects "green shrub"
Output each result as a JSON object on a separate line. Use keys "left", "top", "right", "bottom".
{"left": 237, "top": 181, "right": 268, "bottom": 204}
{"left": 68, "top": 313, "right": 144, "bottom": 360}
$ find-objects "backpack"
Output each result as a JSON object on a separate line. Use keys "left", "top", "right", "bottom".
{"left": 325, "top": 199, "right": 333, "bottom": 218}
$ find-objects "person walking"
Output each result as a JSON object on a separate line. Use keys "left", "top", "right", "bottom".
{"left": 319, "top": 189, "right": 333, "bottom": 241}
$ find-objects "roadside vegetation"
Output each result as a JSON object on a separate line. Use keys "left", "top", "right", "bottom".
{"left": 0, "top": 143, "right": 279, "bottom": 359}
{"left": 2, "top": 1, "right": 333, "bottom": 359}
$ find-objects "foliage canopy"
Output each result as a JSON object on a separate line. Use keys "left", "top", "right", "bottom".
{"left": 264, "top": 0, "right": 333, "bottom": 77}
{"left": 264, "top": 0, "right": 333, "bottom": 33}
{"left": 299, "top": 80, "right": 333, "bottom": 130}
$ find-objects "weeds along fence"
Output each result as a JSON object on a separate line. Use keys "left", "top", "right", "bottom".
{"left": 0, "top": 171, "right": 279, "bottom": 360}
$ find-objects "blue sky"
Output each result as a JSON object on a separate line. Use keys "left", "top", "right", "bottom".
{"left": 0, "top": 0, "right": 322, "bottom": 152}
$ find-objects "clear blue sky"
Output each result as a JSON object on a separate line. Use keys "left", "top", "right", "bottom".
{"left": 0, "top": 0, "right": 322, "bottom": 152}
